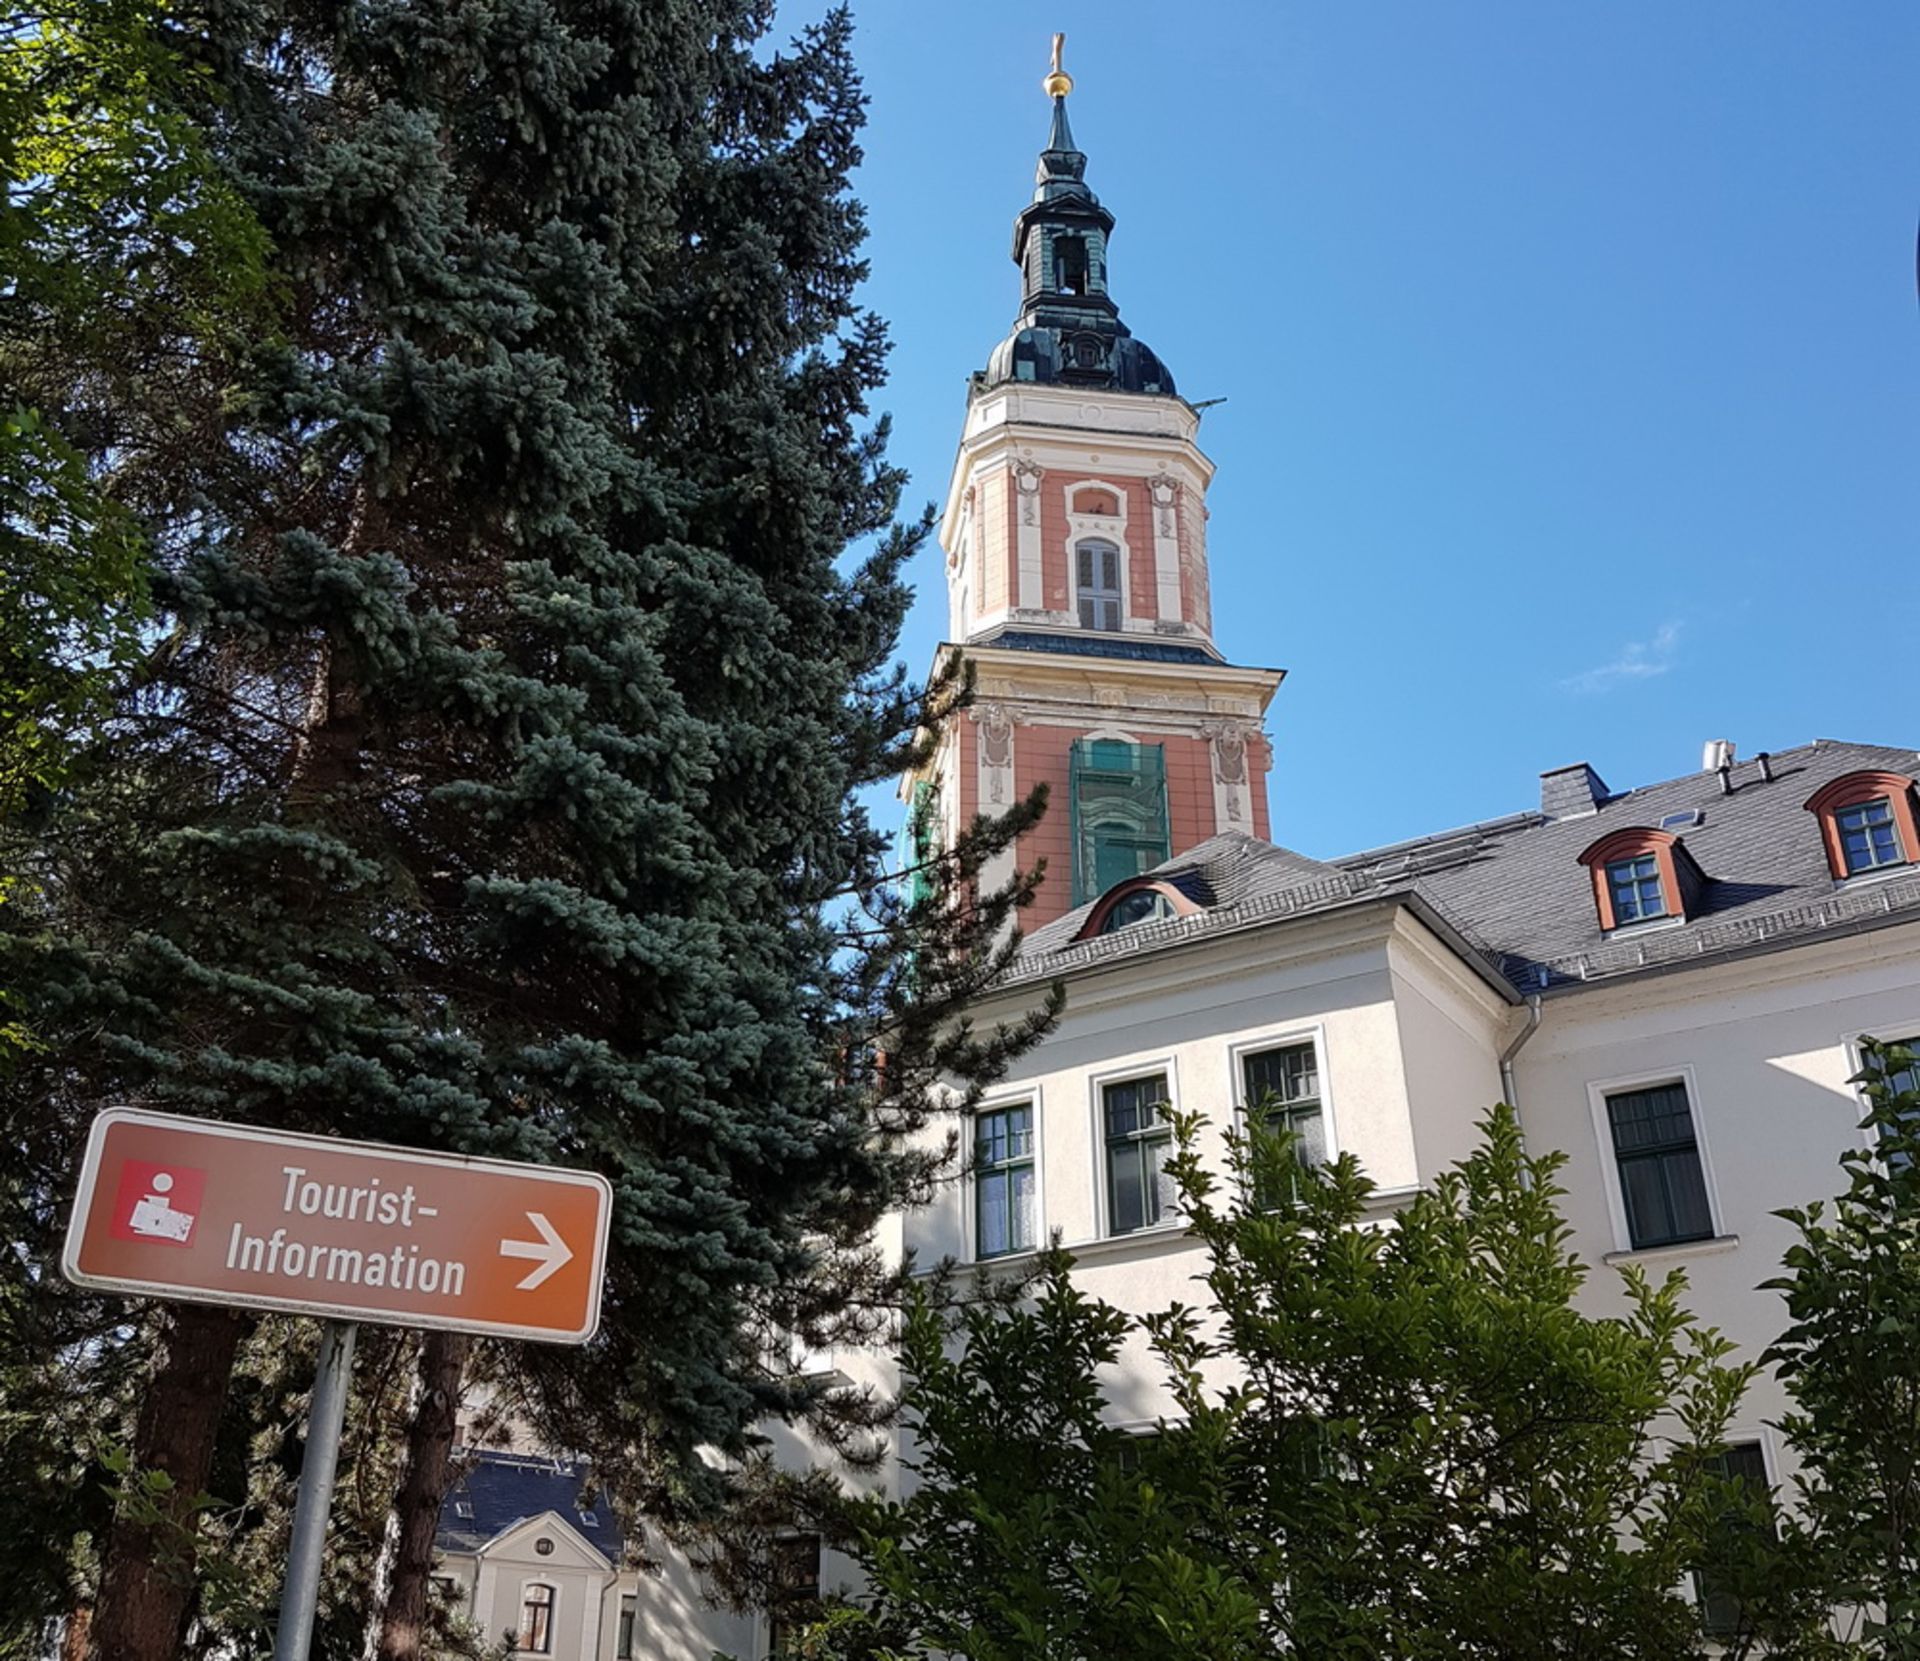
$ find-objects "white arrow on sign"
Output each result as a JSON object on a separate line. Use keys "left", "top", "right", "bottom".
{"left": 499, "top": 1212, "right": 573, "bottom": 1290}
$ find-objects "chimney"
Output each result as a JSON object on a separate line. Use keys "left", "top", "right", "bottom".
{"left": 1540, "top": 762, "right": 1610, "bottom": 820}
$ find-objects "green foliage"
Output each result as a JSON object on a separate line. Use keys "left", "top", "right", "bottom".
{"left": 1765, "top": 1040, "right": 1920, "bottom": 1656}
{"left": 0, "top": 0, "right": 1052, "bottom": 1649}
{"left": 809, "top": 1106, "right": 1837, "bottom": 1660}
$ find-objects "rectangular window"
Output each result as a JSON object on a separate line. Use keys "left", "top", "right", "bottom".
{"left": 767, "top": 1535, "right": 821, "bottom": 1657}
{"left": 1695, "top": 1441, "right": 1771, "bottom": 1637}
{"left": 519, "top": 1584, "right": 555, "bottom": 1654}
{"left": 974, "top": 1104, "right": 1037, "bottom": 1259}
{"left": 1241, "top": 1042, "right": 1326, "bottom": 1203}
{"left": 1075, "top": 539, "right": 1123, "bottom": 631}
{"left": 1867, "top": 1035, "right": 1920, "bottom": 1170}
{"left": 1837, "top": 797, "right": 1904, "bottom": 873}
{"left": 1068, "top": 739, "right": 1170, "bottom": 906}
{"left": 1606, "top": 1082, "right": 1713, "bottom": 1250}
{"left": 1606, "top": 854, "right": 1667, "bottom": 924}
{"left": 617, "top": 1593, "right": 637, "bottom": 1660}
{"left": 1104, "top": 1074, "right": 1175, "bottom": 1235}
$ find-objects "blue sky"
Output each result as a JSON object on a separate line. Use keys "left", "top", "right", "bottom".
{"left": 832, "top": 2, "right": 1918, "bottom": 859}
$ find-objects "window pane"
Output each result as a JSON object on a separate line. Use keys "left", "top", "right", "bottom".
{"left": 1618, "top": 1154, "right": 1674, "bottom": 1249}
{"left": 1146, "top": 1135, "right": 1177, "bottom": 1227}
{"left": 977, "top": 1169, "right": 1010, "bottom": 1258}
{"left": 1696, "top": 1443, "right": 1771, "bottom": 1636}
{"left": 1010, "top": 1163, "right": 1037, "bottom": 1252}
{"left": 1108, "top": 1141, "right": 1146, "bottom": 1234}
{"left": 1244, "top": 1043, "right": 1318, "bottom": 1106}
{"left": 1289, "top": 1105, "right": 1327, "bottom": 1168}
{"left": 1607, "top": 1084, "right": 1694, "bottom": 1154}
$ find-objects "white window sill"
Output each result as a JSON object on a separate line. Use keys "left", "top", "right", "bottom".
{"left": 1603, "top": 1233, "right": 1739, "bottom": 1267}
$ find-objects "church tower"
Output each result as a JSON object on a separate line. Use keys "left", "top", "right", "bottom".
{"left": 912, "top": 42, "right": 1283, "bottom": 932}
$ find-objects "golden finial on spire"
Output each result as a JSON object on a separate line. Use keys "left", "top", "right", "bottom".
{"left": 1043, "top": 32, "right": 1073, "bottom": 99}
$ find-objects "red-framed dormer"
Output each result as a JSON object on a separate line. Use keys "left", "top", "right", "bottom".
{"left": 1804, "top": 771, "right": 1920, "bottom": 880}
{"left": 1577, "top": 827, "right": 1707, "bottom": 932}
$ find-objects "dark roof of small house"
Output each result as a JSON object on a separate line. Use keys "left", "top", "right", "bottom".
{"left": 436, "top": 1450, "right": 623, "bottom": 1559}
{"left": 1006, "top": 739, "right": 1920, "bottom": 997}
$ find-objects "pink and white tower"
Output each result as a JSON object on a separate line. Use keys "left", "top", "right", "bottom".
{"left": 911, "top": 41, "right": 1283, "bottom": 932}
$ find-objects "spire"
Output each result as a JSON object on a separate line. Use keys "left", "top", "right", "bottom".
{"left": 978, "top": 36, "right": 1176, "bottom": 397}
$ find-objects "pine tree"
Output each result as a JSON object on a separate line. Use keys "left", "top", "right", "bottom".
{"left": 0, "top": 3, "right": 1055, "bottom": 1655}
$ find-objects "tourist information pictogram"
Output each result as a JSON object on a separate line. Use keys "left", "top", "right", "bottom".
{"left": 63, "top": 1108, "right": 612, "bottom": 1343}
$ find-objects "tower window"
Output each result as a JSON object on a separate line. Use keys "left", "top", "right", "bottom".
{"left": 1055, "top": 235, "right": 1088, "bottom": 294}
{"left": 1075, "top": 539, "right": 1122, "bottom": 631}
{"left": 1068, "top": 739, "right": 1170, "bottom": 906}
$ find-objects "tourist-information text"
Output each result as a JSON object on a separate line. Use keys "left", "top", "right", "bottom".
{"left": 62, "top": 1108, "right": 612, "bottom": 1343}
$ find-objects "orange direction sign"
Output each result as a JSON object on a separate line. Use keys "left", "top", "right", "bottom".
{"left": 63, "top": 1109, "right": 612, "bottom": 1344}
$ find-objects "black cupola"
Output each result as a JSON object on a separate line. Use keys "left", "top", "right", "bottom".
{"left": 981, "top": 44, "right": 1177, "bottom": 397}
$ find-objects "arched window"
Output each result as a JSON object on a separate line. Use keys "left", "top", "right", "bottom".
{"left": 518, "top": 1583, "right": 556, "bottom": 1654}
{"left": 1075, "top": 538, "right": 1122, "bottom": 631}
{"left": 1805, "top": 771, "right": 1920, "bottom": 879}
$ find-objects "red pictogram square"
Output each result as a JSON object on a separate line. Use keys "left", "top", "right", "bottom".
{"left": 109, "top": 1159, "right": 207, "bottom": 1248}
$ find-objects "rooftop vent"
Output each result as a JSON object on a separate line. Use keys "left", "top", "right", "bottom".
{"left": 1702, "top": 739, "right": 1736, "bottom": 773}
{"left": 1660, "top": 809, "right": 1704, "bottom": 830}
{"left": 1540, "top": 762, "right": 1610, "bottom": 820}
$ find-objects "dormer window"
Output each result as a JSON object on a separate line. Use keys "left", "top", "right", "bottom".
{"left": 1606, "top": 854, "right": 1667, "bottom": 924}
{"left": 1075, "top": 873, "right": 1211, "bottom": 940}
{"left": 1104, "top": 887, "right": 1176, "bottom": 931}
{"left": 1578, "top": 828, "right": 1704, "bottom": 932}
{"left": 1805, "top": 770, "right": 1920, "bottom": 881}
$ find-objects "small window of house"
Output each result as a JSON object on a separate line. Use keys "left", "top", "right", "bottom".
{"left": 1075, "top": 538, "right": 1122, "bottom": 631}
{"left": 453, "top": 1499, "right": 474, "bottom": 1519}
{"left": 1805, "top": 771, "right": 1920, "bottom": 880}
{"left": 1100, "top": 887, "right": 1176, "bottom": 932}
{"left": 974, "top": 1104, "right": 1037, "bottom": 1259}
{"left": 519, "top": 1584, "right": 556, "bottom": 1654}
{"left": 617, "top": 1594, "right": 638, "bottom": 1660}
{"left": 1605, "top": 1082, "right": 1713, "bottom": 1250}
{"left": 1694, "top": 1441, "right": 1773, "bottom": 1638}
{"left": 1605, "top": 854, "right": 1667, "bottom": 924}
{"left": 1835, "top": 796, "right": 1904, "bottom": 874}
{"left": 1241, "top": 1042, "right": 1327, "bottom": 1204}
{"left": 1104, "top": 1074, "right": 1175, "bottom": 1235}
{"left": 767, "top": 1535, "right": 821, "bottom": 1657}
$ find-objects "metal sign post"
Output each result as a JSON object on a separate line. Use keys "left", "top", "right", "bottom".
{"left": 272, "top": 1320, "right": 357, "bottom": 1661}
{"left": 62, "top": 1108, "right": 615, "bottom": 1660}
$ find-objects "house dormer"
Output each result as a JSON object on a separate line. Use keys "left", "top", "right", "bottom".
{"left": 1577, "top": 827, "right": 1707, "bottom": 932}
{"left": 1804, "top": 770, "right": 1920, "bottom": 881}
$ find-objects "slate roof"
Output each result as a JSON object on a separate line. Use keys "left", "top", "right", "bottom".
{"left": 1006, "top": 739, "right": 1920, "bottom": 998}
{"left": 436, "top": 1449, "right": 623, "bottom": 1560}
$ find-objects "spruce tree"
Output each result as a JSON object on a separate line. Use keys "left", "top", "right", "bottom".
{"left": 0, "top": 3, "right": 1054, "bottom": 1655}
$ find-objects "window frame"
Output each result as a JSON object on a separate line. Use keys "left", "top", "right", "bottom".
{"left": 1586, "top": 1067, "right": 1723, "bottom": 1255}
{"left": 1072, "top": 535, "right": 1125, "bottom": 632}
{"left": 1091, "top": 1059, "right": 1182, "bottom": 1239}
{"left": 1805, "top": 770, "right": 1920, "bottom": 881}
{"left": 1604, "top": 852, "right": 1668, "bottom": 924}
{"left": 1692, "top": 1435, "right": 1778, "bottom": 1639}
{"left": 970, "top": 1098, "right": 1040, "bottom": 1261}
{"left": 1229, "top": 1028, "right": 1337, "bottom": 1206}
{"left": 765, "top": 1533, "right": 822, "bottom": 1659}
{"left": 1850, "top": 1030, "right": 1920, "bottom": 1171}
{"left": 517, "top": 1581, "right": 557, "bottom": 1656}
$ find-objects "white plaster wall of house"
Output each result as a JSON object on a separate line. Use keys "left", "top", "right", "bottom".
{"left": 1509, "top": 921, "right": 1920, "bottom": 1437}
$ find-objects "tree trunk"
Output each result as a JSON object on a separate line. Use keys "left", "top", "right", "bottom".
{"left": 373, "top": 1330, "right": 470, "bottom": 1661}
{"left": 60, "top": 1604, "right": 92, "bottom": 1661}
{"left": 90, "top": 1303, "right": 247, "bottom": 1661}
